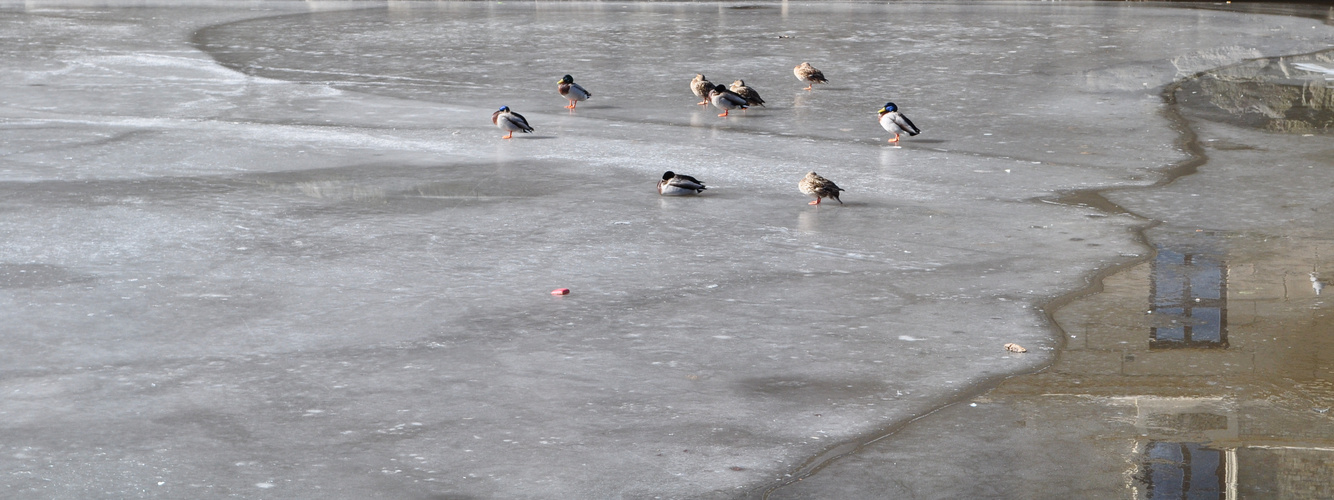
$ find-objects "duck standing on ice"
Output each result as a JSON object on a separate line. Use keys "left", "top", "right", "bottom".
{"left": 799, "top": 171, "right": 844, "bottom": 205}
{"left": 691, "top": 74, "right": 714, "bottom": 106}
{"left": 793, "top": 62, "right": 827, "bottom": 91}
{"left": 557, "top": 74, "right": 591, "bottom": 110}
{"left": 492, "top": 106, "right": 533, "bottom": 139}
{"left": 709, "top": 84, "right": 749, "bottom": 117}
{"left": 729, "top": 79, "right": 766, "bottom": 107}
{"left": 877, "top": 102, "right": 920, "bottom": 144}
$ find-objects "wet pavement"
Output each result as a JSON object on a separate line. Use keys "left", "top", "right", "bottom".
{"left": 0, "top": 2, "right": 1331, "bottom": 499}
{"left": 769, "top": 11, "right": 1334, "bottom": 500}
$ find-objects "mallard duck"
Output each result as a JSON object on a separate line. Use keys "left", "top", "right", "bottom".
{"left": 877, "top": 102, "right": 920, "bottom": 143}
{"left": 799, "top": 171, "right": 843, "bottom": 205}
{"left": 557, "top": 74, "right": 591, "bottom": 110}
{"left": 793, "top": 62, "right": 827, "bottom": 91}
{"left": 728, "top": 79, "right": 766, "bottom": 107}
{"left": 691, "top": 74, "right": 714, "bottom": 106}
{"left": 709, "top": 84, "right": 749, "bottom": 117}
{"left": 657, "top": 171, "right": 707, "bottom": 196}
{"left": 492, "top": 106, "right": 533, "bottom": 139}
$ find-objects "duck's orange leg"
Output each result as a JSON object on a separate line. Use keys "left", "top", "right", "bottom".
{"left": 803, "top": 85, "right": 813, "bottom": 91}
{"left": 888, "top": 134, "right": 900, "bottom": 143}
{"left": 503, "top": 131, "right": 514, "bottom": 139}
{"left": 718, "top": 109, "right": 730, "bottom": 117}
{"left": 697, "top": 100, "right": 709, "bottom": 106}
{"left": 566, "top": 100, "right": 577, "bottom": 109}
{"left": 809, "top": 198, "right": 821, "bottom": 205}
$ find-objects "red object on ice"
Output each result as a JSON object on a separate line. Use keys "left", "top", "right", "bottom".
{"left": 551, "top": 288, "right": 570, "bottom": 295}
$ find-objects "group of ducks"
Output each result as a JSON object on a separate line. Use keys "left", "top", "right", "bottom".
{"left": 657, "top": 170, "right": 845, "bottom": 206}
{"left": 489, "top": 63, "right": 922, "bottom": 205}
{"left": 689, "top": 74, "right": 765, "bottom": 117}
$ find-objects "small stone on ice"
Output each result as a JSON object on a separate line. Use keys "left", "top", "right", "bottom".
{"left": 1004, "top": 343, "right": 1028, "bottom": 353}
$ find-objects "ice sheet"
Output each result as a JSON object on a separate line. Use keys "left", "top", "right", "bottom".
{"left": 1, "top": 2, "right": 1331, "bottom": 498}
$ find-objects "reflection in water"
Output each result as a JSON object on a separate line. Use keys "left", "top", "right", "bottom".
{"left": 1047, "top": 227, "right": 1334, "bottom": 497}
{"left": 1149, "top": 242, "right": 1228, "bottom": 349}
{"left": 1177, "top": 50, "right": 1334, "bottom": 134}
{"left": 1137, "top": 441, "right": 1227, "bottom": 500}
{"left": 791, "top": 92, "right": 811, "bottom": 110}
{"left": 877, "top": 146, "right": 904, "bottom": 170}
{"left": 1235, "top": 447, "right": 1334, "bottom": 498}
{"left": 796, "top": 210, "right": 819, "bottom": 233}
{"left": 688, "top": 107, "right": 710, "bottom": 128}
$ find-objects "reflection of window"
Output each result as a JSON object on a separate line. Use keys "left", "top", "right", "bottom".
{"left": 1150, "top": 248, "right": 1227, "bottom": 348}
{"left": 1137, "top": 441, "right": 1226, "bottom": 500}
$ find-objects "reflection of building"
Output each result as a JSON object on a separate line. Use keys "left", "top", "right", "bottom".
{"left": 1235, "top": 447, "right": 1334, "bottom": 498}
{"left": 1047, "top": 229, "right": 1334, "bottom": 498}
{"left": 1150, "top": 244, "right": 1228, "bottom": 349}
{"left": 1138, "top": 441, "right": 1226, "bottom": 500}
{"left": 1129, "top": 397, "right": 1234, "bottom": 500}
{"left": 1139, "top": 440, "right": 1334, "bottom": 499}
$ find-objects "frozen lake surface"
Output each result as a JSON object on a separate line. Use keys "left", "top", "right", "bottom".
{"left": 1, "top": 1, "right": 1331, "bottom": 498}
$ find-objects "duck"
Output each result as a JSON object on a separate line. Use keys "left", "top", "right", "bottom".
{"left": 728, "top": 79, "right": 766, "bottom": 107}
{"left": 709, "top": 84, "right": 749, "bottom": 117}
{"left": 793, "top": 62, "right": 827, "bottom": 91}
{"left": 877, "top": 102, "right": 920, "bottom": 144}
{"left": 657, "top": 171, "right": 707, "bottom": 196}
{"left": 799, "top": 171, "right": 843, "bottom": 205}
{"left": 691, "top": 74, "right": 714, "bottom": 106}
{"left": 492, "top": 106, "right": 533, "bottom": 139}
{"left": 557, "top": 74, "right": 592, "bottom": 110}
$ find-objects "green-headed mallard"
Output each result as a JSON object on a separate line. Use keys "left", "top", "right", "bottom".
{"left": 557, "top": 74, "right": 591, "bottom": 110}
{"left": 657, "top": 171, "right": 707, "bottom": 196}
{"left": 709, "top": 84, "right": 749, "bottom": 117}
{"left": 492, "top": 106, "right": 533, "bottom": 139}
{"left": 878, "top": 102, "right": 920, "bottom": 144}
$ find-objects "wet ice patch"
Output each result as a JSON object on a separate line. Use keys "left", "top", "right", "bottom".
{"left": 1292, "top": 62, "right": 1334, "bottom": 76}
{"left": 1170, "top": 46, "right": 1264, "bottom": 77}
{"left": 1176, "top": 50, "right": 1334, "bottom": 133}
